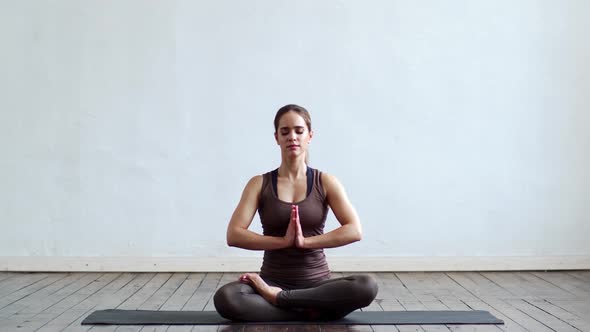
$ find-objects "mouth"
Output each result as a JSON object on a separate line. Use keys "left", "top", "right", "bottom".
{"left": 287, "top": 145, "right": 299, "bottom": 149}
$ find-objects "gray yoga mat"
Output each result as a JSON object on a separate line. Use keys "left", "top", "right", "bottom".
{"left": 81, "top": 309, "right": 504, "bottom": 325}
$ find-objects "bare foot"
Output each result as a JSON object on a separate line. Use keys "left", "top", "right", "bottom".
{"left": 239, "top": 273, "right": 282, "bottom": 305}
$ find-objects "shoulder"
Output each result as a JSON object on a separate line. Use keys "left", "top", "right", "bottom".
{"left": 319, "top": 171, "right": 345, "bottom": 197}
{"left": 319, "top": 171, "right": 337, "bottom": 186}
{"left": 244, "top": 174, "right": 264, "bottom": 191}
{"left": 238, "top": 175, "right": 265, "bottom": 205}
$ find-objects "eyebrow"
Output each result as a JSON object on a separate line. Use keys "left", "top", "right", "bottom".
{"left": 280, "top": 126, "right": 305, "bottom": 130}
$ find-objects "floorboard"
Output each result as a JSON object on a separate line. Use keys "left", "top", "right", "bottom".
{"left": 0, "top": 271, "right": 588, "bottom": 332}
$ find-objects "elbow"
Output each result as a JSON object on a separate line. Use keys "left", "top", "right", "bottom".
{"left": 226, "top": 229, "right": 239, "bottom": 247}
{"left": 226, "top": 238, "right": 236, "bottom": 247}
{"left": 353, "top": 230, "right": 362, "bottom": 242}
{"left": 351, "top": 226, "right": 362, "bottom": 243}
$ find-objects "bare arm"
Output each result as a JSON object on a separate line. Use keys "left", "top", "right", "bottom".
{"left": 226, "top": 176, "right": 294, "bottom": 250}
{"left": 299, "top": 173, "right": 362, "bottom": 249}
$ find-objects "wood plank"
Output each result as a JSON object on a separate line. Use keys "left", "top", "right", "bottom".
{"left": 429, "top": 273, "right": 479, "bottom": 302}
{"left": 482, "top": 299, "right": 553, "bottom": 331}
{"left": 511, "top": 272, "right": 578, "bottom": 300}
{"left": 0, "top": 272, "right": 23, "bottom": 283}
{"left": 161, "top": 273, "right": 206, "bottom": 311}
{"left": 400, "top": 272, "right": 478, "bottom": 303}
{"left": 7, "top": 273, "right": 114, "bottom": 331}
{"left": 187, "top": 273, "right": 231, "bottom": 332}
{"left": 321, "top": 324, "right": 367, "bottom": 331}
{"left": 0, "top": 272, "right": 71, "bottom": 317}
{"left": 242, "top": 325, "right": 269, "bottom": 332}
{"left": 504, "top": 298, "right": 579, "bottom": 331}
{"left": 141, "top": 273, "right": 190, "bottom": 311}
{"left": 134, "top": 272, "right": 191, "bottom": 332}
{"left": 442, "top": 270, "right": 502, "bottom": 331}
{"left": 55, "top": 273, "right": 139, "bottom": 331}
{"left": 191, "top": 323, "right": 224, "bottom": 332}
{"left": 0, "top": 271, "right": 588, "bottom": 332}
{"left": 478, "top": 272, "right": 539, "bottom": 300}
{"left": 116, "top": 273, "right": 173, "bottom": 310}
{"left": 1, "top": 273, "right": 104, "bottom": 328}
{"left": 0, "top": 311, "right": 37, "bottom": 331}
{"left": 81, "top": 273, "right": 156, "bottom": 332}
{"left": 113, "top": 273, "right": 178, "bottom": 332}
{"left": 461, "top": 300, "right": 526, "bottom": 332}
{"left": 138, "top": 327, "right": 168, "bottom": 332}
{"left": 32, "top": 273, "right": 122, "bottom": 331}
{"left": 160, "top": 273, "right": 208, "bottom": 332}
{"left": 375, "top": 272, "right": 420, "bottom": 302}
{"left": 531, "top": 271, "right": 590, "bottom": 298}
{"left": 438, "top": 299, "right": 502, "bottom": 332}
{"left": 379, "top": 299, "right": 422, "bottom": 332}
{"left": 183, "top": 273, "right": 224, "bottom": 311}
{"left": 15, "top": 273, "right": 104, "bottom": 315}
{"left": 86, "top": 272, "right": 163, "bottom": 332}
{"left": 526, "top": 298, "right": 590, "bottom": 331}
{"left": 395, "top": 273, "right": 441, "bottom": 302}
{"left": 566, "top": 270, "right": 590, "bottom": 283}
{"left": 0, "top": 272, "right": 51, "bottom": 298}
{"left": 371, "top": 273, "right": 421, "bottom": 331}
{"left": 266, "top": 325, "right": 314, "bottom": 332}
{"left": 548, "top": 299, "right": 590, "bottom": 322}
{"left": 417, "top": 299, "right": 486, "bottom": 332}
{"left": 445, "top": 273, "right": 512, "bottom": 300}
{"left": 398, "top": 300, "right": 451, "bottom": 332}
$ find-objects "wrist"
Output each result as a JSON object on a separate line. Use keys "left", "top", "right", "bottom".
{"left": 302, "top": 237, "right": 310, "bottom": 249}
{"left": 296, "top": 235, "right": 308, "bottom": 249}
{"left": 281, "top": 235, "right": 292, "bottom": 249}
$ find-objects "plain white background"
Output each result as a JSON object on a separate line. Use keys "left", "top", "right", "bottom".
{"left": 1, "top": 1, "right": 588, "bottom": 267}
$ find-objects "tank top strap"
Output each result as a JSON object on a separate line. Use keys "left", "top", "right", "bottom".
{"left": 258, "top": 172, "right": 272, "bottom": 209}
{"left": 261, "top": 171, "right": 271, "bottom": 191}
{"left": 312, "top": 168, "right": 327, "bottom": 200}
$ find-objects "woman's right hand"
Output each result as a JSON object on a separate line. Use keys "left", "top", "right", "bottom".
{"left": 283, "top": 205, "right": 298, "bottom": 247}
{"left": 284, "top": 205, "right": 305, "bottom": 248}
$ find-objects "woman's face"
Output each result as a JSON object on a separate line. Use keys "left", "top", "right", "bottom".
{"left": 274, "top": 111, "right": 313, "bottom": 159}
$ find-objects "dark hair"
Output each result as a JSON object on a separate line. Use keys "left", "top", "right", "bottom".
{"left": 273, "top": 104, "right": 312, "bottom": 133}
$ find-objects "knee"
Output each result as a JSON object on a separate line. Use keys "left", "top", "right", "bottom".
{"left": 351, "top": 274, "right": 378, "bottom": 306}
{"left": 213, "top": 282, "right": 243, "bottom": 320}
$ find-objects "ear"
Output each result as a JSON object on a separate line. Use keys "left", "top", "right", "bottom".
{"left": 308, "top": 130, "right": 314, "bottom": 143}
{"left": 274, "top": 132, "right": 279, "bottom": 145}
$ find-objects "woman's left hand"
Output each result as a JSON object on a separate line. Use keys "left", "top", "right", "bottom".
{"left": 292, "top": 205, "right": 306, "bottom": 248}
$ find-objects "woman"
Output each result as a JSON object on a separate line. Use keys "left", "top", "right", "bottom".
{"left": 213, "top": 104, "right": 378, "bottom": 321}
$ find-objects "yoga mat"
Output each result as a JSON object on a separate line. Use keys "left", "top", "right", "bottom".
{"left": 81, "top": 309, "right": 504, "bottom": 325}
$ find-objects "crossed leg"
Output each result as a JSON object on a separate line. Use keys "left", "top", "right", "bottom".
{"left": 214, "top": 273, "right": 378, "bottom": 321}
{"left": 213, "top": 280, "right": 304, "bottom": 321}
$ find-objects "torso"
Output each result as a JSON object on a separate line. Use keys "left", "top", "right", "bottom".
{"left": 257, "top": 167, "right": 331, "bottom": 289}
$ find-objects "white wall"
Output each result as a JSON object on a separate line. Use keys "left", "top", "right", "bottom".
{"left": 1, "top": 1, "right": 589, "bottom": 271}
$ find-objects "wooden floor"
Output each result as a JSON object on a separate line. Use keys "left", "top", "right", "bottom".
{"left": 0, "top": 271, "right": 589, "bottom": 332}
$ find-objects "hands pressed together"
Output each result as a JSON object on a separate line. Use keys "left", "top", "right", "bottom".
{"left": 236, "top": 205, "right": 304, "bottom": 302}
{"left": 283, "top": 205, "right": 306, "bottom": 248}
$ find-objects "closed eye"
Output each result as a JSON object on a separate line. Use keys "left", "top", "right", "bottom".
{"left": 280, "top": 127, "right": 305, "bottom": 135}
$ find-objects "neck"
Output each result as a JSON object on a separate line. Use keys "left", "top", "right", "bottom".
{"left": 278, "top": 157, "right": 307, "bottom": 181}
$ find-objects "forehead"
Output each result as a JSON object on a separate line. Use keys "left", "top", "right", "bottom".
{"left": 278, "top": 111, "right": 307, "bottom": 127}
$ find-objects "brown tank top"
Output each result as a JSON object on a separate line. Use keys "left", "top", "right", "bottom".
{"left": 258, "top": 168, "right": 331, "bottom": 289}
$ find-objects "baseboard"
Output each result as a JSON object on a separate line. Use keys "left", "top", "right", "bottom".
{"left": 1, "top": 256, "right": 589, "bottom": 272}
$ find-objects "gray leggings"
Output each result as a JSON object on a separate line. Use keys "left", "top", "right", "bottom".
{"left": 213, "top": 274, "right": 378, "bottom": 322}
